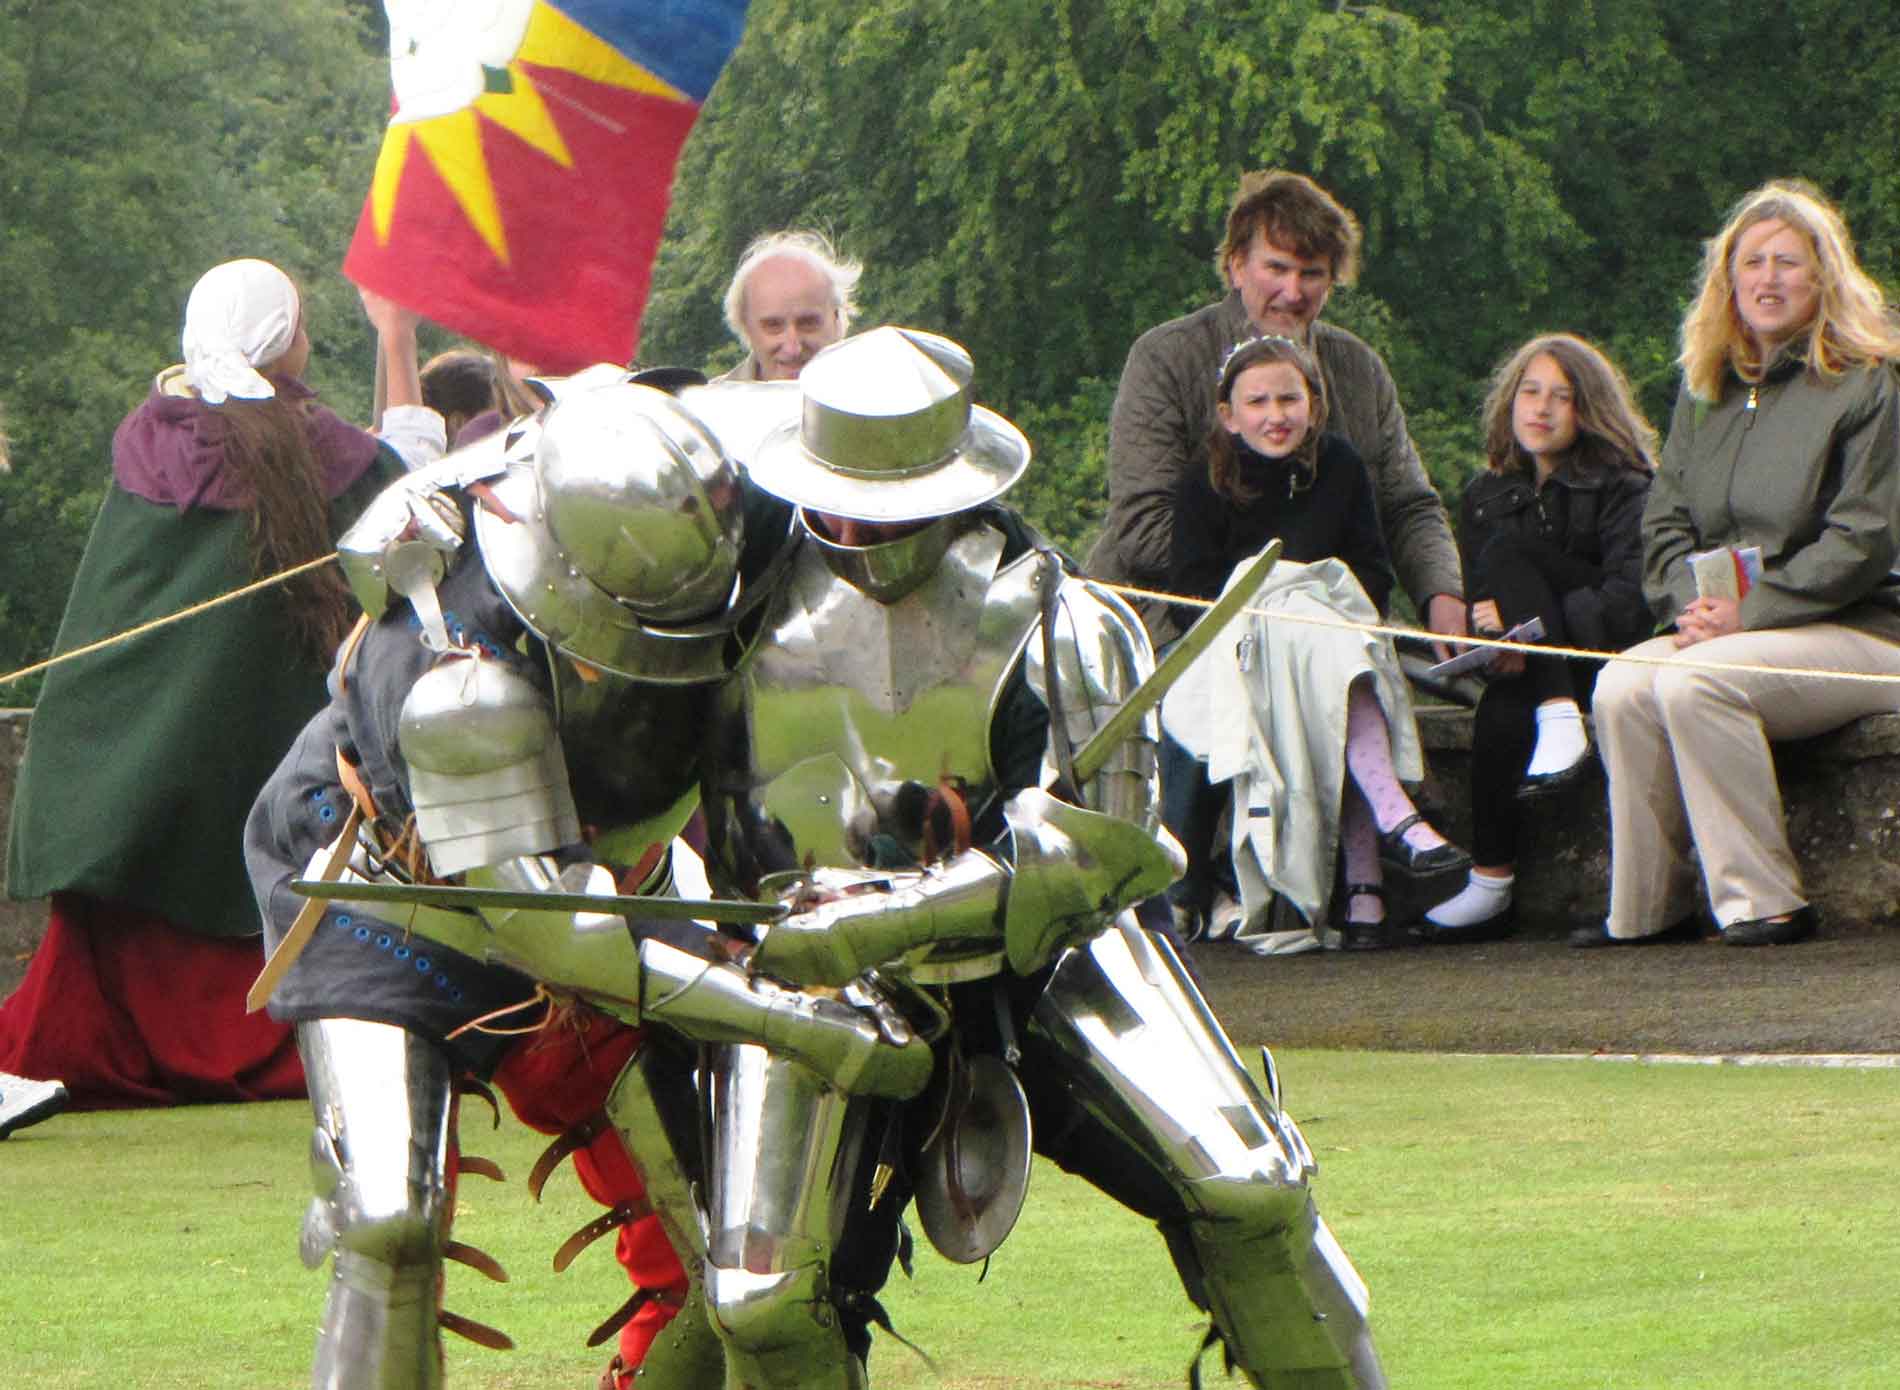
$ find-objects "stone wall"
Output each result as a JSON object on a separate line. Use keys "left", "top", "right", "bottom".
{"left": 1413, "top": 706, "right": 1900, "bottom": 936}
{"left": 1, "top": 711, "right": 45, "bottom": 996}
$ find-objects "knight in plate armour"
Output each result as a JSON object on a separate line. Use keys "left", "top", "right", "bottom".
{"left": 683, "top": 326, "right": 1388, "bottom": 1388}
{"left": 242, "top": 365, "right": 933, "bottom": 1390}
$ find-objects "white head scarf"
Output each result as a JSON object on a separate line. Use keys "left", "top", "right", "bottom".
{"left": 181, "top": 259, "right": 301, "bottom": 404}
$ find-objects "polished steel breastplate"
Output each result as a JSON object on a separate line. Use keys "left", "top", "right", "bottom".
{"left": 706, "top": 521, "right": 1044, "bottom": 892}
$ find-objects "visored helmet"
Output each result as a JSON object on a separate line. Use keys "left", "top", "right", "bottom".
{"left": 476, "top": 374, "right": 752, "bottom": 682}
{"left": 536, "top": 381, "right": 742, "bottom": 622}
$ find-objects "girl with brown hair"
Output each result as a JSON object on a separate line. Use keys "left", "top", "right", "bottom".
{"left": 1163, "top": 335, "right": 1466, "bottom": 950}
{"left": 1423, "top": 334, "right": 1656, "bottom": 939}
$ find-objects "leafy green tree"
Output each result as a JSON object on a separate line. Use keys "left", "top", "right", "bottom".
{"left": 643, "top": 0, "right": 1583, "bottom": 555}
{"left": 0, "top": 0, "right": 388, "bottom": 693}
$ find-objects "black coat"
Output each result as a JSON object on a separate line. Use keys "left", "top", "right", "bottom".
{"left": 1458, "top": 454, "right": 1652, "bottom": 652}
{"left": 1169, "top": 431, "right": 1394, "bottom": 635}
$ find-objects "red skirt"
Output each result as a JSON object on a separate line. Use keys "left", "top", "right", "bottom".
{"left": 0, "top": 892, "right": 304, "bottom": 1107}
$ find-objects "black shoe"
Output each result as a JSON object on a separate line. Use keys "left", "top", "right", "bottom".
{"left": 1723, "top": 905, "right": 1817, "bottom": 947}
{"left": 1420, "top": 903, "right": 1517, "bottom": 944}
{"left": 1377, "top": 813, "right": 1471, "bottom": 878}
{"left": 1333, "top": 883, "right": 1396, "bottom": 950}
{"left": 1516, "top": 752, "right": 1595, "bottom": 802}
{"left": 1568, "top": 915, "right": 1705, "bottom": 949}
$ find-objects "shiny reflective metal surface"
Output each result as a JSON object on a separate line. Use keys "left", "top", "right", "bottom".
{"left": 299, "top": 1018, "right": 454, "bottom": 1390}
{"left": 800, "top": 508, "right": 959, "bottom": 603}
{"left": 535, "top": 381, "right": 742, "bottom": 622}
{"left": 709, "top": 521, "right": 1042, "bottom": 882}
{"left": 336, "top": 431, "right": 513, "bottom": 620}
{"left": 913, "top": 1053, "right": 1031, "bottom": 1263}
{"left": 475, "top": 461, "right": 752, "bottom": 684}
{"left": 1031, "top": 921, "right": 1382, "bottom": 1387}
{"left": 747, "top": 327, "right": 1031, "bottom": 522}
{"left": 703, "top": 1044, "right": 866, "bottom": 1390}
{"left": 1000, "top": 789, "right": 1184, "bottom": 975}
{"left": 1024, "top": 575, "right": 1161, "bottom": 826}
{"left": 397, "top": 656, "right": 580, "bottom": 875}
{"left": 706, "top": 1044, "right": 863, "bottom": 1271}
{"left": 405, "top": 871, "right": 933, "bottom": 1100}
{"left": 747, "top": 851, "right": 1008, "bottom": 987}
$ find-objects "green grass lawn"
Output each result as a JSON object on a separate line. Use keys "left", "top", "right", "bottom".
{"left": 4, "top": 1051, "right": 1895, "bottom": 1389}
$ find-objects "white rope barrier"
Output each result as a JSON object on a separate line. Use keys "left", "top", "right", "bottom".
{"left": 1101, "top": 579, "right": 1900, "bottom": 688}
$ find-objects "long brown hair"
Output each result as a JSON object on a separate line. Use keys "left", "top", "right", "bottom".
{"left": 1207, "top": 335, "right": 1329, "bottom": 504}
{"left": 212, "top": 388, "right": 355, "bottom": 661}
{"left": 1481, "top": 334, "right": 1657, "bottom": 479}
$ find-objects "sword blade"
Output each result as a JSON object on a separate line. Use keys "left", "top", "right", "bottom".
{"left": 289, "top": 878, "right": 786, "bottom": 925}
{"left": 1069, "top": 539, "right": 1281, "bottom": 786}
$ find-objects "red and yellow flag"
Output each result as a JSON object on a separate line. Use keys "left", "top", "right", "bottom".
{"left": 344, "top": 0, "right": 748, "bottom": 373}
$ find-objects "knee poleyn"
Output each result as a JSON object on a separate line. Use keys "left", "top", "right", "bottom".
{"left": 707, "top": 1259, "right": 839, "bottom": 1352}
{"left": 305, "top": 1124, "right": 448, "bottom": 1270}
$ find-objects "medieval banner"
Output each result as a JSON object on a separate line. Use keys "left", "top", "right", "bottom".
{"left": 343, "top": 0, "right": 748, "bottom": 373}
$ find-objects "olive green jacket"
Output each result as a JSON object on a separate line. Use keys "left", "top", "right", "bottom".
{"left": 1088, "top": 291, "right": 1461, "bottom": 644}
{"left": 1644, "top": 357, "right": 1900, "bottom": 641}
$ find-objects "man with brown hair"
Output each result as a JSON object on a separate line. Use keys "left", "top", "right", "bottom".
{"left": 1091, "top": 169, "right": 1463, "bottom": 651}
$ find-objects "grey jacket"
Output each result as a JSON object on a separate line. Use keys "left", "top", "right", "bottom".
{"left": 714, "top": 353, "right": 767, "bottom": 383}
{"left": 1644, "top": 357, "right": 1900, "bottom": 642}
{"left": 1088, "top": 291, "right": 1461, "bottom": 641}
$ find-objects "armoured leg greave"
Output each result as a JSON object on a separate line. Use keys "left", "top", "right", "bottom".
{"left": 702, "top": 1045, "right": 871, "bottom": 1390}
{"left": 601, "top": 1047, "right": 727, "bottom": 1390}
{"left": 298, "top": 1019, "right": 456, "bottom": 1390}
{"left": 1031, "top": 920, "right": 1384, "bottom": 1389}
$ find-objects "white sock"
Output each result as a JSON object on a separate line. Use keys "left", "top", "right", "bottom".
{"left": 1525, "top": 699, "right": 1588, "bottom": 779}
{"left": 1425, "top": 871, "right": 1514, "bottom": 928}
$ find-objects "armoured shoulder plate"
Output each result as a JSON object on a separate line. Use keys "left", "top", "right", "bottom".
{"left": 398, "top": 653, "right": 580, "bottom": 875}
{"left": 337, "top": 427, "right": 525, "bottom": 622}
{"left": 706, "top": 519, "right": 1046, "bottom": 885}
{"left": 1023, "top": 572, "right": 1161, "bottom": 826}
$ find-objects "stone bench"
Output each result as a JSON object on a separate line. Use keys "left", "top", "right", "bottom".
{"left": 1411, "top": 705, "right": 1900, "bottom": 937}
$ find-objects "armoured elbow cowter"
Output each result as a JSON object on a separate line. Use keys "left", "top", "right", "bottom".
{"left": 398, "top": 655, "right": 580, "bottom": 876}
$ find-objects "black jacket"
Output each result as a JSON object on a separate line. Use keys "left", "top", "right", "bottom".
{"left": 1169, "top": 431, "right": 1394, "bottom": 639}
{"left": 1458, "top": 454, "right": 1652, "bottom": 652}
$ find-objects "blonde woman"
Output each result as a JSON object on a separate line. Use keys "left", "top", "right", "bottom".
{"left": 1424, "top": 335, "right": 1656, "bottom": 940}
{"left": 1578, "top": 179, "right": 1900, "bottom": 949}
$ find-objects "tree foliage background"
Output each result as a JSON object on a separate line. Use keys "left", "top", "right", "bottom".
{"left": 3, "top": 0, "right": 1897, "bottom": 692}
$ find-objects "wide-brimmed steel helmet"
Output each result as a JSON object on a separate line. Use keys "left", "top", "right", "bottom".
{"left": 748, "top": 326, "right": 1030, "bottom": 523}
